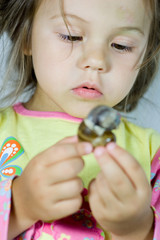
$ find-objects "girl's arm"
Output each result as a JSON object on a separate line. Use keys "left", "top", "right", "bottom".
{"left": 0, "top": 177, "right": 35, "bottom": 240}
{"left": 8, "top": 177, "right": 36, "bottom": 240}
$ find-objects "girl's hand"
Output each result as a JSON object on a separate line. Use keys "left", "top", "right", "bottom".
{"left": 88, "top": 143, "right": 154, "bottom": 240}
{"left": 10, "top": 136, "right": 93, "bottom": 237}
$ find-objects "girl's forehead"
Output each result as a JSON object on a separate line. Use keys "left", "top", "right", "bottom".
{"left": 39, "top": 0, "right": 152, "bottom": 19}
{"left": 37, "top": 0, "right": 152, "bottom": 31}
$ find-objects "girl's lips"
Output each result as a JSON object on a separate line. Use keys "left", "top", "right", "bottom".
{"left": 72, "top": 87, "right": 102, "bottom": 99}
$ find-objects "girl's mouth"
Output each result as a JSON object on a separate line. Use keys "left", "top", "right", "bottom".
{"left": 72, "top": 84, "right": 102, "bottom": 99}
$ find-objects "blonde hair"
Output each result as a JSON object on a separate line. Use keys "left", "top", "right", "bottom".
{"left": 0, "top": 0, "right": 160, "bottom": 111}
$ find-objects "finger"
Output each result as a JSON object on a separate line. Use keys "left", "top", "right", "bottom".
{"left": 40, "top": 141, "right": 93, "bottom": 166}
{"left": 88, "top": 179, "right": 118, "bottom": 222}
{"left": 52, "top": 196, "right": 83, "bottom": 220}
{"left": 45, "top": 157, "right": 84, "bottom": 184}
{"left": 94, "top": 147, "right": 135, "bottom": 201}
{"left": 49, "top": 178, "right": 84, "bottom": 202}
{"left": 89, "top": 179, "right": 105, "bottom": 209}
{"left": 89, "top": 176, "right": 119, "bottom": 208}
{"left": 106, "top": 143, "right": 149, "bottom": 190}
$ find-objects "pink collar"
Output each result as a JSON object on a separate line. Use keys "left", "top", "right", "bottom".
{"left": 13, "top": 103, "right": 82, "bottom": 122}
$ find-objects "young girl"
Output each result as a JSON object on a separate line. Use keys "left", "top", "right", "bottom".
{"left": 0, "top": 0, "right": 160, "bottom": 239}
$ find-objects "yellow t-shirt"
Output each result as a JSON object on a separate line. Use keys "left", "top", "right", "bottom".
{"left": 0, "top": 103, "right": 160, "bottom": 240}
{"left": 0, "top": 103, "right": 159, "bottom": 186}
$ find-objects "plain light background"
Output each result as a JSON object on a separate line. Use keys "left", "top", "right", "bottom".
{"left": 0, "top": 35, "right": 160, "bottom": 133}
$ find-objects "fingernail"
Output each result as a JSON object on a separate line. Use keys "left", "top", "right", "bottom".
{"left": 71, "top": 136, "right": 78, "bottom": 141}
{"left": 94, "top": 147, "right": 106, "bottom": 157}
{"left": 84, "top": 143, "right": 93, "bottom": 154}
{"left": 106, "top": 142, "right": 116, "bottom": 151}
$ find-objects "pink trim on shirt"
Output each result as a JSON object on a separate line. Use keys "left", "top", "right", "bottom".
{"left": 13, "top": 103, "right": 82, "bottom": 122}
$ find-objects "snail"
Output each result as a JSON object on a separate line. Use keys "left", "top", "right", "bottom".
{"left": 78, "top": 105, "right": 120, "bottom": 147}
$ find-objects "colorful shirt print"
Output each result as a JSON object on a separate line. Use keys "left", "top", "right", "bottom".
{"left": 151, "top": 148, "right": 160, "bottom": 240}
{"left": 0, "top": 137, "right": 24, "bottom": 240}
{"left": 16, "top": 189, "right": 105, "bottom": 240}
{"left": 0, "top": 137, "right": 24, "bottom": 180}
{"left": 0, "top": 179, "right": 12, "bottom": 240}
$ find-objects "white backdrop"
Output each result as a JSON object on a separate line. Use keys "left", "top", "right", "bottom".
{"left": 127, "top": 73, "right": 160, "bottom": 133}
{"left": 0, "top": 35, "right": 160, "bottom": 133}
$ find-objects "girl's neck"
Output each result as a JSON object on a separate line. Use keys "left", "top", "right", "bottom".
{"left": 24, "top": 87, "right": 64, "bottom": 113}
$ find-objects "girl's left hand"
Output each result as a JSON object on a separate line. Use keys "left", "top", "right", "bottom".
{"left": 88, "top": 143, "right": 154, "bottom": 240}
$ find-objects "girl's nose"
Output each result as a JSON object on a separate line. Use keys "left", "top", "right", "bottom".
{"left": 77, "top": 47, "right": 110, "bottom": 73}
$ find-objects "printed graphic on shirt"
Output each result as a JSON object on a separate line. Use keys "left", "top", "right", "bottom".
{"left": 0, "top": 137, "right": 24, "bottom": 180}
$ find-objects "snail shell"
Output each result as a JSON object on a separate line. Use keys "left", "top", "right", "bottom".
{"left": 78, "top": 105, "right": 120, "bottom": 147}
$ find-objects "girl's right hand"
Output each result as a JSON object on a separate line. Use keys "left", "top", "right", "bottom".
{"left": 10, "top": 136, "right": 93, "bottom": 236}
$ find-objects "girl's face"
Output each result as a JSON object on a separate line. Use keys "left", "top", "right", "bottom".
{"left": 28, "top": 0, "right": 151, "bottom": 117}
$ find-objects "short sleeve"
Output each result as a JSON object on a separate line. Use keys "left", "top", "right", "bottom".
{"left": 0, "top": 179, "right": 12, "bottom": 240}
{"left": 150, "top": 131, "right": 160, "bottom": 161}
{"left": 151, "top": 148, "right": 160, "bottom": 239}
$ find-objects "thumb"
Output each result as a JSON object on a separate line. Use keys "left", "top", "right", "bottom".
{"left": 57, "top": 136, "right": 78, "bottom": 144}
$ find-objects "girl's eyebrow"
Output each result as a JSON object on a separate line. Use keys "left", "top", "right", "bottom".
{"left": 50, "top": 14, "right": 89, "bottom": 23}
{"left": 112, "top": 26, "right": 145, "bottom": 36}
{"left": 50, "top": 15, "right": 144, "bottom": 36}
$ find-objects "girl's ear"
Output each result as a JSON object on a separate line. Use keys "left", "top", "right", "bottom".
{"left": 23, "top": 48, "right": 32, "bottom": 56}
{"left": 22, "top": 25, "right": 32, "bottom": 56}
{"left": 22, "top": 41, "right": 32, "bottom": 56}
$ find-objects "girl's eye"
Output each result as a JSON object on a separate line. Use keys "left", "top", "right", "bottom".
{"left": 58, "top": 34, "right": 83, "bottom": 43}
{"left": 111, "top": 43, "right": 133, "bottom": 53}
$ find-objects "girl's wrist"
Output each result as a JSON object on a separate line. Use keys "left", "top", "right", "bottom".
{"left": 109, "top": 207, "right": 154, "bottom": 240}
